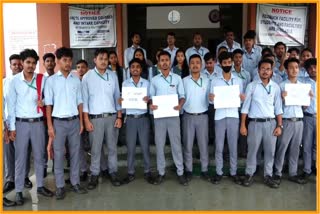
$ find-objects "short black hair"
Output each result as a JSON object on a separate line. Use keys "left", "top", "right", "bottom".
{"left": 167, "top": 32, "right": 176, "bottom": 37}
{"left": 218, "top": 51, "right": 232, "bottom": 64}
{"left": 76, "top": 59, "right": 88, "bottom": 67}
{"left": 204, "top": 52, "right": 215, "bottom": 62}
{"left": 304, "top": 58, "right": 316, "bottom": 71}
{"left": 94, "top": 48, "right": 108, "bottom": 58}
{"left": 218, "top": 46, "right": 228, "bottom": 53}
{"left": 301, "top": 48, "right": 313, "bottom": 56}
{"left": 232, "top": 49, "right": 244, "bottom": 56}
{"left": 287, "top": 47, "right": 300, "bottom": 55}
{"left": 284, "top": 57, "right": 300, "bottom": 70}
{"left": 262, "top": 47, "right": 273, "bottom": 56}
{"left": 9, "top": 54, "right": 21, "bottom": 63}
{"left": 43, "top": 53, "right": 55, "bottom": 62}
{"left": 20, "top": 49, "right": 39, "bottom": 62}
{"left": 129, "top": 58, "right": 143, "bottom": 68}
{"left": 130, "top": 32, "right": 141, "bottom": 39}
{"left": 189, "top": 54, "right": 202, "bottom": 63}
{"left": 243, "top": 30, "right": 256, "bottom": 39}
{"left": 224, "top": 27, "right": 234, "bottom": 34}
{"left": 193, "top": 32, "right": 202, "bottom": 38}
{"left": 158, "top": 50, "right": 171, "bottom": 60}
{"left": 274, "top": 41, "right": 286, "bottom": 50}
{"left": 55, "top": 47, "right": 73, "bottom": 59}
{"left": 263, "top": 53, "right": 275, "bottom": 60}
{"left": 258, "top": 58, "right": 274, "bottom": 69}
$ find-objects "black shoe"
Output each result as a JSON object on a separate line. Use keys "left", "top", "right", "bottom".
{"left": 65, "top": 178, "right": 71, "bottom": 185}
{"left": 3, "top": 197, "right": 16, "bottom": 207}
{"left": 87, "top": 175, "right": 99, "bottom": 190}
{"left": 272, "top": 175, "right": 281, "bottom": 185}
{"left": 264, "top": 175, "right": 279, "bottom": 188}
{"left": 37, "top": 187, "right": 54, "bottom": 197}
{"left": 109, "top": 173, "right": 122, "bottom": 186}
{"left": 15, "top": 192, "right": 24, "bottom": 206}
{"left": 122, "top": 174, "right": 135, "bottom": 184}
{"left": 300, "top": 172, "right": 312, "bottom": 180}
{"left": 200, "top": 171, "right": 210, "bottom": 182}
{"left": 230, "top": 175, "right": 242, "bottom": 185}
{"left": 288, "top": 175, "right": 307, "bottom": 184}
{"left": 55, "top": 187, "right": 66, "bottom": 200}
{"left": 210, "top": 174, "right": 222, "bottom": 184}
{"left": 100, "top": 170, "right": 109, "bottom": 179}
{"left": 184, "top": 171, "right": 193, "bottom": 182}
{"left": 178, "top": 175, "right": 188, "bottom": 186}
{"left": 80, "top": 172, "right": 88, "bottom": 182}
{"left": 152, "top": 174, "right": 165, "bottom": 185}
{"left": 144, "top": 172, "right": 155, "bottom": 184}
{"left": 71, "top": 184, "right": 88, "bottom": 194}
{"left": 242, "top": 174, "right": 254, "bottom": 187}
{"left": 43, "top": 168, "right": 48, "bottom": 178}
{"left": 3, "top": 181, "right": 15, "bottom": 194}
{"left": 24, "top": 177, "right": 33, "bottom": 189}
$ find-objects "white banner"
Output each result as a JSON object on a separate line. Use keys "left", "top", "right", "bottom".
{"left": 69, "top": 6, "right": 116, "bottom": 48}
{"left": 122, "top": 87, "right": 147, "bottom": 109}
{"left": 256, "top": 4, "right": 307, "bottom": 46}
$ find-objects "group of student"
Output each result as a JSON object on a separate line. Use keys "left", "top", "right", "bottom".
{"left": 2, "top": 28, "right": 317, "bottom": 207}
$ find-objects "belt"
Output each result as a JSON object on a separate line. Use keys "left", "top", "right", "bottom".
{"left": 283, "top": 118, "right": 303, "bottom": 122}
{"left": 304, "top": 112, "right": 317, "bottom": 118}
{"left": 89, "top": 113, "right": 116, "bottom": 119}
{"left": 249, "top": 118, "right": 274, "bottom": 122}
{"left": 53, "top": 116, "right": 78, "bottom": 121}
{"left": 185, "top": 111, "right": 208, "bottom": 116}
{"left": 126, "top": 113, "right": 148, "bottom": 119}
{"left": 16, "top": 117, "right": 44, "bottom": 122}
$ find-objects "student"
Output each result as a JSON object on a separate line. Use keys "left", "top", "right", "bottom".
{"left": 124, "top": 32, "right": 147, "bottom": 69}
{"left": 273, "top": 58, "right": 308, "bottom": 185}
{"left": 232, "top": 49, "right": 251, "bottom": 89}
{"left": 209, "top": 52, "right": 244, "bottom": 184}
{"left": 299, "top": 48, "right": 313, "bottom": 79}
{"left": 185, "top": 32, "right": 209, "bottom": 70}
{"left": 242, "top": 30, "right": 261, "bottom": 79}
{"left": 273, "top": 42, "right": 287, "bottom": 79}
{"left": 119, "top": 58, "right": 153, "bottom": 184}
{"left": 240, "top": 58, "right": 283, "bottom": 188}
{"left": 45, "top": 47, "right": 87, "bottom": 200}
{"left": 149, "top": 48, "right": 163, "bottom": 80}
{"left": 149, "top": 51, "right": 187, "bottom": 186}
{"left": 287, "top": 47, "right": 300, "bottom": 60}
{"left": 43, "top": 53, "right": 56, "bottom": 76}
{"left": 8, "top": 49, "right": 54, "bottom": 205}
{"left": 172, "top": 49, "right": 190, "bottom": 78}
{"left": 82, "top": 48, "right": 123, "bottom": 190}
{"left": 133, "top": 48, "right": 150, "bottom": 80}
{"left": 76, "top": 59, "right": 89, "bottom": 79}
{"left": 108, "top": 51, "right": 128, "bottom": 88}
{"left": 216, "top": 27, "right": 241, "bottom": 55}
{"left": 164, "top": 32, "right": 179, "bottom": 65}
{"left": 253, "top": 54, "right": 283, "bottom": 84}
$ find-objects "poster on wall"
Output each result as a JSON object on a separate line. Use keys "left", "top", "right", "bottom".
{"left": 69, "top": 6, "right": 117, "bottom": 48}
{"left": 256, "top": 4, "right": 307, "bottom": 46}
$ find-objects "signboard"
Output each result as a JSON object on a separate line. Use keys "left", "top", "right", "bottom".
{"left": 256, "top": 4, "right": 307, "bottom": 46}
{"left": 69, "top": 6, "right": 116, "bottom": 48}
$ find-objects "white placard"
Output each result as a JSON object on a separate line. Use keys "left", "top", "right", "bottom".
{"left": 152, "top": 94, "right": 179, "bottom": 119}
{"left": 122, "top": 87, "right": 147, "bottom": 109}
{"left": 256, "top": 4, "right": 307, "bottom": 46}
{"left": 213, "top": 85, "right": 240, "bottom": 109}
{"left": 284, "top": 83, "right": 311, "bottom": 106}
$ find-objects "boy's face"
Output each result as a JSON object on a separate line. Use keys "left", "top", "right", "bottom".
{"left": 274, "top": 45, "right": 285, "bottom": 58}
{"left": 167, "top": 35, "right": 175, "bottom": 46}
{"left": 289, "top": 51, "right": 299, "bottom": 60}
{"left": 44, "top": 57, "right": 56, "bottom": 71}
{"left": 10, "top": 59, "right": 22, "bottom": 75}
{"left": 58, "top": 56, "right": 72, "bottom": 72}
{"left": 189, "top": 57, "right": 202, "bottom": 73}
{"left": 205, "top": 58, "right": 215, "bottom": 71}
{"left": 307, "top": 64, "right": 316, "bottom": 79}
{"left": 193, "top": 34, "right": 202, "bottom": 47}
{"left": 76, "top": 62, "right": 88, "bottom": 77}
{"left": 221, "top": 58, "right": 232, "bottom": 67}
{"left": 225, "top": 32, "right": 234, "bottom": 43}
{"left": 94, "top": 53, "right": 108, "bottom": 71}
{"left": 258, "top": 62, "right": 272, "bottom": 80}
{"left": 244, "top": 38, "right": 254, "bottom": 50}
{"left": 132, "top": 34, "right": 141, "bottom": 45}
{"left": 301, "top": 51, "right": 313, "bottom": 64}
{"left": 159, "top": 55, "right": 171, "bottom": 71}
{"left": 233, "top": 53, "right": 242, "bottom": 67}
{"left": 22, "top": 57, "right": 37, "bottom": 74}
{"left": 130, "top": 62, "right": 142, "bottom": 77}
{"left": 286, "top": 62, "right": 299, "bottom": 78}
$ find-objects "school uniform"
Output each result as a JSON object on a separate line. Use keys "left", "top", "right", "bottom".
{"left": 185, "top": 46, "right": 209, "bottom": 70}
{"left": 242, "top": 47, "right": 261, "bottom": 80}
{"left": 216, "top": 40, "right": 241, "bottom": 56}
{"left": 124, "top": 46, "right": 147, "bottom": 69}
{"left": 164, "top": 46, "right": 179, "bottom": 66}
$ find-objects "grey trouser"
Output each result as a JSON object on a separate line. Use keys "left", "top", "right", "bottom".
{"left": 89, "top": 115, "right": 119, "bottom": 176}
{"left": 215, "top": 118, "right": 239, "bottom": 176}
{"left": 154, "top": 117, "right": 184, "bottom": 176}
{"left": 126, "top": 115, "right": 150, "bottom": 174}
{"left": 14, "top": 120, "right": 45, "bottom": 192}
{"left": 303, "top": 116, "right": 317, "bottom": 174}
{"left": 245, "top": 119, "right": 277, "bottom": 177}
{"left": 274, "top": 120, "right": 303, "bottom": 176}
{"left": 53, "top": 118, "right": 80, "bottom": 188}
{"left": 182, "top": 113, "right": 209, "bottom": 172}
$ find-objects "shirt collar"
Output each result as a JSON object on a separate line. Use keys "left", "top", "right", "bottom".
{"left": 20, "top": 71, "right": 36, "bottom": 81}
{"left": 57, "top": 70, "right": 74, "bottom": 78}
{"left": 131, "top": 45, "right": 141, "bottom": 49}
{"left": 130, "top": 77, "right": 143, "bottom": 85}
{"left": 160, "top": 71, "right": 172, "bottom": 78}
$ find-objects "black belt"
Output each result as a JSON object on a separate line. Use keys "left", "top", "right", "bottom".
{"left": 53, "top": 116, "right": 78, "bottom": 121}
{"left": 283, "top": 118, "right": 303, "bottom": 122}
{"left": 16, "top": 117, "right": 43, "bottom": 122}
{"left": 304, "top": 112, "right": 317, "bottom": 118}
{"left": 126, "top": 113, "right": 148, "bottom": 119}
{"left": 249, "top": 118, "right": 274, "bottom": 122}
{"left": 89, "top": 113, "right": 116, "bottom": 119}
{"left": 185, "top": 111, "right": 207, "bottom": 116}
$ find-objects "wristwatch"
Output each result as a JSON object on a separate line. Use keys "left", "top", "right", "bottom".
{"left": 277, "top": 125, "right": 283, "bottom": 129}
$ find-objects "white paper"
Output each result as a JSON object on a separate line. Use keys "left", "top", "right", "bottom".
{"left": 152, "top": 94, "right": 179, "bottom": 119}
{"left": 122, "top": 87, "right": 147, "bottom": 109}
{"left": 285, "top": 83, "right": 311, "bottom": 106}
{"left": 213, "top": 85, "right": 240, "bottom": 109}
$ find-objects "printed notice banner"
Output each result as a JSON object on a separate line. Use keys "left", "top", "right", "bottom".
{"left": 256, "top": 4, "right": 307, "bottom": 46}
{"left": 69, "top": 6, "right": 116, "bottom": 48}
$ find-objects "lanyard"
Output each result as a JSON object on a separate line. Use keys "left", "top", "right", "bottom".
{"left": 236, "top": 71, "right": 245, "bottom": 80}
{"left": 24, "top": 77, "right": 36, "bottom": 90}
{"left": 94, "top": 68, "right": 109, "bottom": 81}
{"left": 132, "top": 80, "right": 142, "bottom": 88}
{"left": 223, "top": 78, "right": 233, "bottom": 86}
{"left": 162, "top": 75, "right": 172, "bottom": 85}
{"left": 191, "top": 77, "right": 202, "bottom": 87}
{"left": 196, "top": 49, "right": 204, "bottom": 56}
{"left": 261, "top": 84, "right": 271, "bottom": 95}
